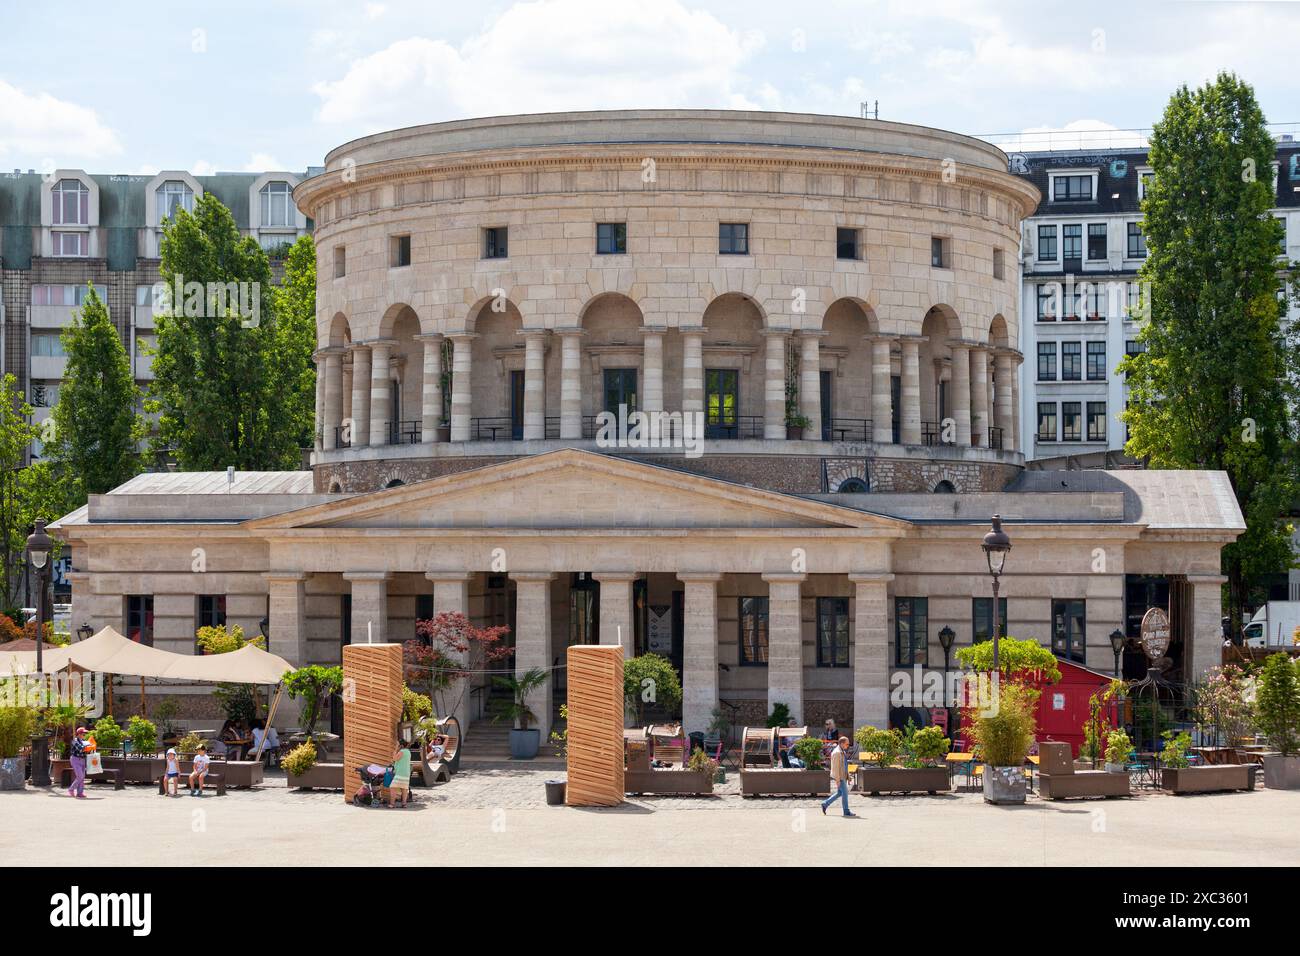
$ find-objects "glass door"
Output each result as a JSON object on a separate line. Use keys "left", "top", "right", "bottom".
{"left": 603, "top": 368, "right": 637, "bottom": 416}
{"left": 705, "top": 368, "right": 738, "bottom": 438}
{"left": 509, "top": 370, "right": 525, "bottom": 439}
{"left": 820, "top": 369, "right": 834, "bottom": 441}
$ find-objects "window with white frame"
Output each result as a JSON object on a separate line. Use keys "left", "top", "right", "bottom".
{"left": 1037, "top": 224, "right": 1058, "bottom": 261}
{"left": 1087, "top": 223, "right": 1107, "bottom": 260}
{"left": 52, "top": 179, "right": 89, "bottom": 225}
{"left": 1051, "top": 173, "right": 1094, "bottom": 202}
{"left": 31, "top": 284, "right": 105, "bottom": 306}
{"left": 1037, "top": 284, "right": 1060, "bottom": 321}
{"left": 1137, "top": 169, "right": 1154, "bottom": 201}
{"left": 157, "top": 180, "right": 194, "bottom": 223}
{"left": 51, "top": 231, "right": 87, "bottom": 257}
{"left": 259, "top": 181, "right": 293, "bottom": 228}
{"left": 1086, "top": 341, "right": 1107, "bottom": 380}
{"left": 1126, "top": 221, "right": 1147, "bottom": 258}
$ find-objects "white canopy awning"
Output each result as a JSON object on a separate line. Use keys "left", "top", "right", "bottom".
{"left": 0, "top": 627, "right": 293, "bottom": 683}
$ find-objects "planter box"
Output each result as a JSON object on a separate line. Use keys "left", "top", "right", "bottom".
{"left": 1262, "top": 754, "right": 1300, "bottom": 790}
{"left": 509, "top": 729, "right": 540, "bottom": 759}
{"left": 287, "top": 762, "right": 344, "bottom": 790}
{"left": 1161, "top": 765, "right": 1252, "bottom": 794}
{"left": 740, "top": 768, "right": 831, "bottom": 797}
{"left": 0, "top": 756, "right": 25, "bottom": 790}
{"left": 1039, "top": 770, "right": 1130, "bottom": 800}
{"left": 625, "top": 769, "right": 714, "bottom": 795}
{"left": 856, "top": 765, "right": 950, "bottom": 795}
{"left": 103, "top": 755, "right": 167, "bottom": 784}
{"left": 983, "top": 766, "right": 1027, "bottom": 804}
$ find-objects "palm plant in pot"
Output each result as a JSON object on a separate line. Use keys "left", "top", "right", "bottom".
{"left": 493, "top": 668, "right": 548, "bottom": 759}
{"left": 967, "top": 682, "right": 1038, "bottom": 804}
{"left": 1256, "top": 652, "right": 1300, "bottom": 789}
{"left": 0, "top": 706, "right": 36, "bottom": 790}
{"left": 1104, "top": 729, "right": 1132, "bottom": 773}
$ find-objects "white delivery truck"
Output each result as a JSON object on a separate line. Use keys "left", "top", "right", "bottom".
{"left": 1243, "top": 601, "right": 1300, "bottom": 648}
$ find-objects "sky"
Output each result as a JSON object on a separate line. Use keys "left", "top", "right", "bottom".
{"left": 1, "top": 0, "right": 1298, "bottom": 175}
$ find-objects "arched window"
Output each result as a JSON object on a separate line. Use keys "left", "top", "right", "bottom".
{"left": 327, "top": 480, "right": 343, "bottom": 493}
{"left": 157, "top": 181, "right": 194, "bottom": 223}
{"left": 384, "top": 479, "right": 405, "bottom": 489}
{"left": 934, "top": 480, "right": 956, "bottom": 494}
{"left": 53, "top": 179, "right": 89, "bottom": 225}
{"left": 260, "top": 181, "right": 293, "bottom": 227}
{"left": 837, "top": 477, "right": 869, "bottom": 493}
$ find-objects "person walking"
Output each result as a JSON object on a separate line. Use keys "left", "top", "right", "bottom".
{"left": 67, "top": 727, "right": 89, "bottom": 798}
{"left": 820, "top": 735, "right": 855, "bottom": 817}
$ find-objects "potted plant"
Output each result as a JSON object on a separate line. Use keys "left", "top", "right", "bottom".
{"left": 400, "top": 684, "right": 433, "bottom": 743}
{"left": 0, "top": 706, "right": 35, "bottom": 790}
{"left": 116, "top": 715, "right": 165, "bottom": 783}
{"left": 765, "top": 703, "right": 791, "bottom": 728}
{"left": 686, "top": 746, "right": 719, "bottom": 794}
{"left": 545, "top": 704, "right": 568, "bottom": 805}
{"left": 785, "top": 412, "right": 810, "bottom": 441}
{"left": 436, "top": 418, "right": 452, "bottom": 443}
{"left": 1192, "top": 664, "right": 1254, "bottom": 761}
{"left": 282, "top": 664, "right": 344, "bottom": 753}
{"left": 623, "top": 654, "right": 683, "bottom": 727}
{"left": 854, "top": 723, "right": 951, "bottom": 794}
{"left": 493, "top": 667, "right": 548, "bottom": 759}
{"left": 968, "top": 682, "right": 1037, "bottom": 804}
{"left": 1255, "top": 652, "right": 1300, "bottom": 789}
{"left": 1104, "top": 729, "right": 1132, "bottom": 773}
{"left": 152, "top": 697, "right": 180, "bottom": 742}
{"left": 1160, "top": 729, "right": 1251, "bottom": 793}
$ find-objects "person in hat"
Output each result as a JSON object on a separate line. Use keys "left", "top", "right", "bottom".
{"left": 188, "top": 744, "right": 210, "bottom": 796}
{"left": 67, "top": 727, "right": 89, "bottom": 798}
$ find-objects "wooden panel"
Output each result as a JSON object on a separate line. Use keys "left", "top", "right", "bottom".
{"left": 565, "top": 644, "right": 624, "bottom": 807}
{"left": 342, "top": 642, "right": 403, "bottom": 804}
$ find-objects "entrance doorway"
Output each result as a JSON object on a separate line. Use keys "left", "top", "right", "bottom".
{"left": 509, "top": 370, "right": 525, "bottom": 439}
{"left": 705, "top": 368, "right": 738, "bottom": 438}
{"left": 820, "top": 369, "right": 833, "bottom": 441}
{"left": 603, "top": 368, "right": 637, "bottom": 416}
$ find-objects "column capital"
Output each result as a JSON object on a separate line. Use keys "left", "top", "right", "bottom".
{"left": 446, "top": 330, "right": 479, "bottom": 342}
{"left": 517, "top": 328, "right": 550, "bottom": 340}
{"left": 761, "top": 327, "right": 794, "bottom": 339}
{"left": 509, "top": 571, "right": 556, "bottom": 583}
{"left": 678, "top": 325, "right": 707, "bottom": 336}
{"left": 348, "top": 341, "right": 372, "bottom": 354}
{"left": 314, "top": 346, "right": 345, "bottom": 359}
{"left": 1185, "top": 574, "right": 1229, "bottom": 586}
{"left": 555, "top": 327, "right": 586, "bottom": 338}
{"left": 849, "top": 572, "right": 895, "bottom": 585}
{"left": 364, "top": 337, "right": 399, "bottom": 349}
{"left": 343, "top": 571, "right": 391, "bottom": 582}
{"left": 414, "top": 332, "right": 444, "bottom": 343}
{"left": 592, "top": 570, "right": 640, "bottom": 582}
{"left": 866, "top": 333, "right": 898, "bottom": 345}
{"left": 955, "top": 339, "right": 987, "bottom": 351}
{"left": 639, "top": 324, "right": 668, "bottom": 336}
{"left": 676, "top": 571, "right": 724, "bottom": 583}
{"left": 899, "top": 334, "right": 929, "bottom": 346}
{"left": 424, "top": 570, "right": 475, "bottom": 583}
{"left": 761, "top": 572, "right": 807, "bottom": 584}
{"left": 266, "top": 571, "right": 309, "bottom": 584}
{"left": 798, "top": 329, "right": 829, "bottom": 339}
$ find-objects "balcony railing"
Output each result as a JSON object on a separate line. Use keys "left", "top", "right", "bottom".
{"left": 388, "top": 419, "right": 421, "bottom": 445}
{"left": 921, "top": 421, "right": 943, "bottom": 446}
{"left": 705, "top": 415, "right": 764, "bottom": 440}
{"left": 825, "top": 418, "right": 872, "bottom": 443}
{"left": 544, "top": 416, "right": 600, "bottom": 440}
{"left": 988, "top": 426, "right": 1004, "bottom": 450}
{"left": 332, "top": 426, "right": 350, "bottom": 449}
{"left": 470, "top": 417, "right": 518, "bottom": 441}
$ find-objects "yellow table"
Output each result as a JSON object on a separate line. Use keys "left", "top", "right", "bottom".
{"left": 947, "top": 751, "right": 977, "bottom": 787}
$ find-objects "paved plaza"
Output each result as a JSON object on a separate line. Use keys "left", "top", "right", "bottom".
{"left": 5, "top": 764, "right": 1297, "bottom": 867}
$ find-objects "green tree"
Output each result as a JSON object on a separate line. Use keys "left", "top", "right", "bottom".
{"left": 271, "top": 235, "right": 319, "bottom": 451}
{"left": 0, "top": 375, "right": 64, "bottom": 615}
{"left": 1119, "top": 73, "right": 1299, "bottom": 630}
{"left": 45, "top": 284, "right": 143, "bottom": 503}
{"left": 149, "top": 192, "right": 309, "bottom": 470}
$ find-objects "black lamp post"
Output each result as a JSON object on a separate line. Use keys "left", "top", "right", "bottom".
{"left": 26, "top": 519, "right": 52, "bottom": 787}
{"left": 77, "top": 621, "right": 93, "bottom": 642}
{"left": 938, "top": 625, "right": 956, "bottom": 738}
{"left": 1109, "top": 629, "right": 1126, "bottom": 678}
{"left": 981, "top": 514, "right": 1011, "bottom": 674}
{"left": 259, "top": 616, "right": 270, "bottom": 648}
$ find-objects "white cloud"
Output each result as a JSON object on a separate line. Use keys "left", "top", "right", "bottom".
{"left": 364, "top": 3, "right": 387, "bottom": 20}
{"left": 312, "top": 0, "right": 763, "bottom": 127}
{"left": 243, "top": 152, "right": 284, "bottom": 172}
{"left": 0, "top": 79, "right": 122, "bottom": 161}
{"left": 190, "top": 160, "right": 218, "bottom": 176}
{"left": 988, "top": 120, "right": 1149, "bottom": 153}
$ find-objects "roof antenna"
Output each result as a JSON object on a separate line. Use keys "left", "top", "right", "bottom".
{"left": 859, "top": 100, "right": 879, "bottom": 120}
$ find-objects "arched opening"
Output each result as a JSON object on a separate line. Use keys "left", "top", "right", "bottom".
{"left": 578, "top": 293, "right": 645, "bottom": 421}
{"left": 934, "top": 480, "right": 956, "bottom": 494}
{"left": 919, "top": 306, "right": 962, "bottom": 443}
{"left": 379, "top": 305, "right": 422, "bottom": 444}
{"left": 837, "top": 477, "right": 869, "bottom": 493}
{"left": 327, "top": 480, "right": 343, "bottom": 494}
{"left": 325, "top": 313, "right": 354, "bottom": 443}
{"left": 384, "top": 479, "right": 405, "bottom": 489}
{"left": 820, "top": 298, "right": 877, "bottom": 442}
{"left": 700, "top": 293, "right": 765, "bottom": 438}
{"left": 468, "top": 297, "right": 523, "bottom": 440}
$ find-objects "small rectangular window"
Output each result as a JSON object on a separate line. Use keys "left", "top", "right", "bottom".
{"left": 1061, "top": 342, "right": 1081, "bottom": 381}
{"left": 126, "top": 595, "right": 154, "bottom": 646}
{"left": 739, "top": 597, "right": 769, "bottom": 666}
{"left": 1052, "top": 174, "right": 1093, "bottom": 201}
{"left": 1037, "top": 225, "right": 1057, "bottom": 261}
{"left": 1126, "top": 222, "right": 1146, "bottom": 258}
{"left": 1037, "top": 284, "right": 1059, "bottom": 321}
{"left": 1062, "top": 401, "right": 1082, "bottom": 441}
{"left": 1052, "top": 598, "right": 1086, "bottom": 663}
{"left": 1037, "top": 402, "right": 1058, "bottom": 441}
{"left": 972, "top": 597, "right": 1007, "bottom": 643}
{"left": 390, "top": 234, "right": 411, "bottom": 268}
{"left": 333, "top": 246, "right": 346, "bottom": 278}
{"left": 1087, "top": 401, "right": 1107, "bottom": 442}
{"left": 596, "top": 222, "right": 627, "bottom": 255}
{"left": 1087, "top": 223, "right": 1107, "bottom": 260}
{"left": 719, "top": 222, "right": 748, "bottom": 255}
{"left": 816, "top": 597, "right": 850, "bottom": 668}
{"left": 930, "top": 236, "right": 948, "bottom": 268}
{"left": 483, "top": 226, "right": 509, "bottom": 259}
{"left": 836, "top": 227, "right": 860, "bottom": 260}
{"left": 196, "top": 595, "right": 227, "bottom": 650}
{"left": 895, "top": 597, "right": 928, "bottom": 666}
{"left": 1037, "top": 342, "right": 1057, "bottom": 381}
{"left": 993, "top": 247, "right": 1004, "bottom": 280}
{"left": 1086, "top": 341, "right": 1107, "bottom": 380}
{"left": 1062, "top": 224, "right": 1082, "bottom": 261}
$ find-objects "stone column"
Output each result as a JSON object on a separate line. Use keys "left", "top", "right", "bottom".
{"left": 799, "top": 332, "right": 823, "bottom": 440}
{"left": 1011, "top": 357, "right": 1021, "bottom": 452}
{"left": 870, "top": 336, "right": 894, "bottom": 445}
{"left": 521, "top": 330, "right": 547, "bottom": 440}
{"left": 368, "top": 339, "right": 396, "bottom": 447}
{"left": 899, "top": 336, "right": 923, "bottom": 445}
{"left": 763, "top": 329, "right": 790, "bottom": 440}
{"left": 348, "top": 344, "right": 371, "bottom": 447}
{"left": 344, "top": 571, "right": 390, "bottom": 645}
{"left": 417, "top": 333, "right": 443, "bottom": 444}
{"left": 313, "top": 352, "right": 326, "bottom": 451}
{"left": 448, "top": 333, "right": 475, "bottom": 442}
{"left": 267, "top": 573, "right": 308, "bottom": 668}
{"left": 558, "top": 329, "right": 584, "bottom": 440}
{"left": 680, "top": 326, "right": 705, "bottom": 418}
{"left": 678, "top": 572, "right": 721, "bottom": 735}
{"left": 950, "top": 343, "right": 972, "bottom": 445}
{"left": 641, "top": 326, "right": 665, "bottom": 414}
{"left": 969, "top": 346, "right": 989, "bottom": 447}
{"left": 994, "top": 350, "right": 1014, "bottom": 451}
{"left": 511, "top": 572, "right": 555, "bottom": 739}
{"left": 762, "top": 573, "right": 805, "bottom": 723}
{"left": 1187, "top": 574, "right": 1228, "bottom": 684}
{"left": 850, "top": 573, "right": 893, "bottom": 730}
{"left": 594, "top": 572, "right": 637, "bottom": 658}
{"left": 322, "top": 348, "right": 344, "bottom": 451}
{"left": 426, "top": 571, "right": 474, "bottom": 732}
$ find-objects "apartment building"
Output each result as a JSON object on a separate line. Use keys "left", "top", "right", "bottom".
{"left": 1011, "top": 141, "right": 1300, "bottom": 466}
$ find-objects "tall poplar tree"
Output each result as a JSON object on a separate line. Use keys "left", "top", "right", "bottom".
{"left": 45, "top": 285, "right": 143, "bottom": 502}
{"left": 1119, "top": 73, "right": 1300, "bottom": 630}
{"left": 270, "top": 235, "right": 319, "bottom": 452}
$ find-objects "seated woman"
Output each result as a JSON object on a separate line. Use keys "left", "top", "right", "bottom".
{"left": 249, "top": 719, "right": 280, "bottom": 763}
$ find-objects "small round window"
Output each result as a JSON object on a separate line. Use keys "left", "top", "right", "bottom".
{"left": 837, "top": 477, "right": 869, "bottom": 493}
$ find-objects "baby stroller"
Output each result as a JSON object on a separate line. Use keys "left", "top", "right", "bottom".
{"left": 352, "top": 763, "right": 392, "bottom": 807}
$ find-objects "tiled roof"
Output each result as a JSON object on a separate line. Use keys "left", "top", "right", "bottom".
{"left": 1006, "top": 469, "right": 1244, "bottom": 530}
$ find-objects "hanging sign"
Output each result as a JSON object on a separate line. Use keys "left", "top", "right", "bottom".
{"left": 646, "top": 605, "right": 672, "bottom": 654}
{"left": 1139, "top": 607, "right": 1171, "bottom": 661}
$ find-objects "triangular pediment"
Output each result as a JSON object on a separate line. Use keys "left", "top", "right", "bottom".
{"left": 248, "top": 450, "right": 909, "bottom": 533}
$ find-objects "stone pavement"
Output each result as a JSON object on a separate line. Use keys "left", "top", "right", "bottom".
{"left": 4, "top": 764, "right": 1297, "bottom": 866}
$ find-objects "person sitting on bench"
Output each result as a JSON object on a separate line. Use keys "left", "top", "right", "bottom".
{"left": 249, "top": 720, "right": 279, "bottom": 763}
{"left": 188, "top": 745, "right": 210, "bottom": 796}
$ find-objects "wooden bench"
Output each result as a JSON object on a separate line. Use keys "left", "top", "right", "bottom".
{"left": 159, "top": 771, "right": 226, "bottom": 796}
{"left": 1037, "top": 741, "right": 1130, "bottom": 800}
{"left": 60, "top": 767, "right": 124, "bottom": 791}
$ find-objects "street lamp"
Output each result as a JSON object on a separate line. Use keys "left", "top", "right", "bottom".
{"left": 25, "top": 519, "right": 52, "bottom": 787}
{"left": 938, "top": 625, "right": 956, "bottom": 739}
{"left": 1109, "top": 629, "right": 1126, "bottom": 678}
{"left": 259, "top": 616, "right": 270, "bottom": 648}
{"left": 981, "top": 514, "right": 1011, "bottom": 674}
{"left": 77, "top": 621, "right": 93, "bottom": 642}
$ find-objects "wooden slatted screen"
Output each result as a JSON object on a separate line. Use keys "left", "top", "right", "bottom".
{"left": 342, "top": 642, "right": 404, "bottom": 804}
{"left": 565, "top": 644, "right": 624, "bottom": 807}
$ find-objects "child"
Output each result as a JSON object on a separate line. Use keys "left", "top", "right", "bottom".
{"left": 188, "top": 745, "right": 210, "bottom": 796}
{"left": 164, "top": 747, "right": 180, "bottom": 797}
{"left": 387, "top": 742, "right": 411, "bottom": 808}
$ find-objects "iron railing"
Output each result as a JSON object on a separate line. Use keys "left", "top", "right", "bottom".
{"left": 387, "top": 419, "right": 421, "bottom": 445}
{"left": 825, "top": 418, "right": 872, "bottom": 443}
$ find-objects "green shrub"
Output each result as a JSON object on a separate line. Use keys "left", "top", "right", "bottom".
{"left": 968, "top": 682, "right": 1038, "bottom": 767}
{"left": 1160, "top": 730, "right": 1192, "bottom": 769}
{"left": 0, "top": 707, "right": 36, "bottom": 758}
{"left": 281, "top": 741, "right": 318, "bottom": 776}
{"left": 854, "top": 725, "right": 901, "bottom": 768}
{"left": 91, "top": 716, "right": 124, "bottom": 751}
{"left": 176, "top": 732, "right": 207, "bottom": 754}
{"left": 401, "top": 684, "right": 433, "bottom": 722}
{"left": 152, "top": 697, "right": 180, "bottom": 736}
{"left": 549, "top": 704, "right": 568, "bottom": 760}
{"left": 1105, "top": 729, "right": 1133, "bottom": 766}
{"left": 623, "top": 654, "right": 683, "bottom": 725}
{"left": 282, "top": 665, "right": 344, "bottom": 738}
{"left": 1255, "top": 653, "right": 1300, "bottom": 756}
{"left": 765, "top": 703, "right": 791, "bottom": 728}
{"left": 125, "top": 715, "right": 157, "bottom": 756}
{"left": 687, "top": 746, "right": 719, "bottom": 778}
{"left": 792, "top": 736, "right": 825, "bottom": 770}
{"left": 907, "top": 725, "right": 950, "bottom": 766}
{"left": 956, "top": 635, "right": 1062, "bottom": 684}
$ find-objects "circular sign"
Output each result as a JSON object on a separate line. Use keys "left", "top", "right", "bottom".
{"left": 1139, "top": 607, "right": 1171, "bottom": 661}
